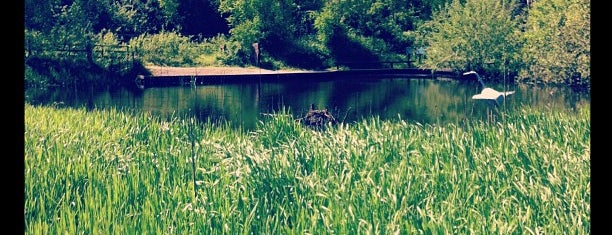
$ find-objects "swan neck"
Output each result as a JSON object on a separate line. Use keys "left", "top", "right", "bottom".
{"left": 476, "top": 74, "right": 486, "bottom": 88}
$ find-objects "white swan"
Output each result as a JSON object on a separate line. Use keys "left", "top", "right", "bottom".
{"left": 463, "top": 71, "right": 514, "bottom": 105}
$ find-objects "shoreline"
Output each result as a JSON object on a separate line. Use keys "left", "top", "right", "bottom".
{"left": 145, "top": 65, "right": 317, "bottom": 77}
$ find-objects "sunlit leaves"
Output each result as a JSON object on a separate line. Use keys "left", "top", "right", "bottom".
{"left": 415, "top": 0, "right": 522, "bottom": 78}
{"left": 519, "top": 0, "right": 590, "bottom": 85}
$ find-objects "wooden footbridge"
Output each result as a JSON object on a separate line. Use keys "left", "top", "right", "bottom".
{"left": 135, "top": 67, "right": 460, "bottom": 88}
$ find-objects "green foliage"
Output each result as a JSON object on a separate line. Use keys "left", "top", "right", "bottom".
{"left": 312, "top": 4, "right": 337, "bottom": 44}
{"left": 314, "top": 0, "right": 422, "bottom": 66}
{"left": 25, "top": 27, "right": 138, "bottom": 88}
{"left": 92, "top": 30, "right": 128, "bottom": 71}
{"left": 24, "top": 0, "right": 56, "bottom": 31}
{"left": 106, "top": 1, "right": 142, "bottom": 39}
{"left": 217, "top": 0, "right": 424, "bottom": 68}
{"left": 519, "top": 0, "right": 590, "bottom": 85}
{"left": 48, "top": 1, "right": 95, "bottom": 47}
{"left": 126, "top": 31, "right": 251, "bottom": 67}
{"left": 25, "top": 30, "right": 52, "bottom": 58}
{"left": 24, "top": 65, "right": 51, "bottom": 88}
{"left": 23, "top": 0, "right": 590, "bottom": 86}
{"left": 283, "top": 36, "right": 332, "bottom": 69}
{"left": 228, "top": 18, "right": 264, "bottom": 64}
{"left": 208, "top": 35, "right": 244, "bottom": 66}
{"left": 128, "top": 31, "right": 207, "bottom": 66}
{"left": 415, "top": 0, "right": 522, "bottom": 80}
{"left": 218, "top": 0, "right": 265, "bottom": 61}
{"left": 217, "top": 0, "right": 326, "bottom": 69}
{"left": 108, "top": 0, "right": 176, "bottom": 37}
{"left": 158, "top": 0, "right": 181, "bottom": 29}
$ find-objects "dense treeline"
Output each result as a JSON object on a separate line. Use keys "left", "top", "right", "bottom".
{"left": 24, "top": 0, "right": 589, "bottom": 88}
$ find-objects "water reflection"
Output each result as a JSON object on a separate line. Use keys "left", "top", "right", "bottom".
{"left": 25, "top": 76, "right": 590, "bottom": 130}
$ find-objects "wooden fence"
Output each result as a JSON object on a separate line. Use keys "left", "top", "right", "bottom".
{"left": 25, "top": 42, "right": 136, "bottom": 69}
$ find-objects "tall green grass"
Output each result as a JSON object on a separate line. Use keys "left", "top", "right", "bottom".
{"left": 25, "top": 103, "right": 590, "bottom": 234}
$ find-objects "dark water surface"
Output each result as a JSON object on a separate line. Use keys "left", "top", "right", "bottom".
{"left": 25, "top": 76, "right": 590, "bottom": 130}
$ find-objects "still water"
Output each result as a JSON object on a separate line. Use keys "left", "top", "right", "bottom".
{"left": 25, "top": 76, "right": 590, "bottom": 130}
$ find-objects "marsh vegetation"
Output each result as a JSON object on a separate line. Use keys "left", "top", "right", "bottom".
{"left": 25, "top": 103, "right": 590, "bottom": 233}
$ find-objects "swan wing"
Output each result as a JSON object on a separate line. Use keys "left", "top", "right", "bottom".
{"left": 472, "top": 94, "right": 491, "bottom": 100}
{"left": 473, "top": 88, "right": 502, "bottom": 100}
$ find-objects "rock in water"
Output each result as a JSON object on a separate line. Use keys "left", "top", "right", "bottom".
{"left": 299, "top": 104, "right": 337, "bottom": 130}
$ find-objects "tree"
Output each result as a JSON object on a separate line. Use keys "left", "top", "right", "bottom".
{"left": 415, "top": 0, "right": 522, "bottom": 80}
{"left": 519, "top": 0, "right": 590, "bottom": 85}
{"left": 217, "top": 0, "right": 324, "bottom": 67}
{"left": 217, "top": 0, "right": 269, "bottom": 64}
{"left": 25, "top": 0, "right": 58, "bottom": 32}
{"left": 176, "top": 0, "right": 229, "bottom": 38}
{"left": 314, "top": 0, "right": 423, "bottom": 62}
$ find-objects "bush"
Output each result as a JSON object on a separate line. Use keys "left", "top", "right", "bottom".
{"left": 415, "top": 0, "right": 522, "bottom": 80}
{"left": 518, "top": 0, "right": 590, "bottom": 86}
{"left": 205, "top": 34, "right": 244, "bottom": 66}
{"left": 128, "top": 31, "right": 208, "bottom": 66}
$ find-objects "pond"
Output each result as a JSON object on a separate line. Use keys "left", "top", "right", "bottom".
{"left": 25, "top": 75, "right": 590, "bottom": 130}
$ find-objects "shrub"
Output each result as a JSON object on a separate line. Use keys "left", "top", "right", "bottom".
{"left": 518, "top": 0, "right": 590, "bottom": 86}
{"left": 128, "top": 31, "right": 207, "bottom": 66}
{"left": 415, "top": 0, "right": 522, "bottom": 80}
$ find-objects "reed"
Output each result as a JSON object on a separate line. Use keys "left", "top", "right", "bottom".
{"left": 25, "top": 102, "right": 590, "bottom": 234}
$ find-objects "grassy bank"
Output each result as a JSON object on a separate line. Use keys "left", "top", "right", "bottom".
{"left": 24, "top": 103, "right": 590, "bottom": 234}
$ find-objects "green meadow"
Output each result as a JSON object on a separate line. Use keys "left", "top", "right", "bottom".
{"left": 24, "top": 103, "right": 590, "bottom": 234}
